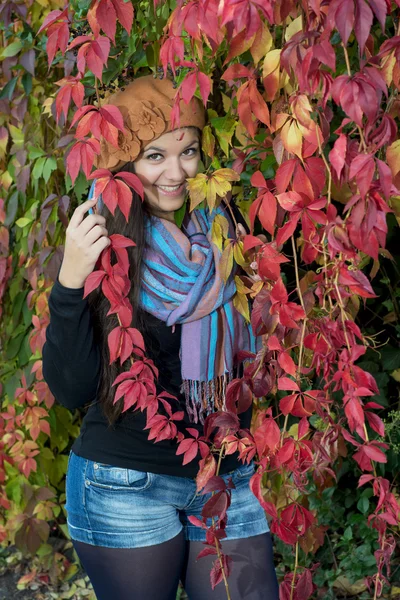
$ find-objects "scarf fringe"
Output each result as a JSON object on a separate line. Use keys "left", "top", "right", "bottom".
{"left": 180, "top": 362, "right": 246, "bottom": 425}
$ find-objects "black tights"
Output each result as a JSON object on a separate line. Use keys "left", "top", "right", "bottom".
{"left": 72, "top": 531, "right": 279, "bottom": 599}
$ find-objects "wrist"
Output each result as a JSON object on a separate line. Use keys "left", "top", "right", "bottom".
{"left": 58, "top": 266, "right": 85, "bottom": 290}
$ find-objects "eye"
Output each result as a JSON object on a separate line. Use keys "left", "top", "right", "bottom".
{"left": 146, "top": 147, "right": 199, "bottom": 161}
{"left": 146, "top": 153, "right": 163, "bottom": 161}
{"left": 182, "top": 147, "right": 199, "bottom": 157}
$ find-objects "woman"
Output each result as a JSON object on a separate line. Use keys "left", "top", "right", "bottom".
{"left": 43, "top": 74, "right": 279, "bottom": 600}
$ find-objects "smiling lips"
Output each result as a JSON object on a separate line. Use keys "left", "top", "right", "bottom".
{"left": 156, "top": 182, "right": 186, "bottom": 197}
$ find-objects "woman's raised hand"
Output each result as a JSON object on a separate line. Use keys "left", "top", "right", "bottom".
{"left": 58, "top": 197, "right": 110, "bottom": 289}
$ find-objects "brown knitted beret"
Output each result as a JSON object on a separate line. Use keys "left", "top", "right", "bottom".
{"left": 94, "top": 75, "right": 206, "bottom": 172}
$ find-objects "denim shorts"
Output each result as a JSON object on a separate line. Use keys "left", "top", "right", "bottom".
{"left": 65, "top": 450, "right": 270, "bottom": 548}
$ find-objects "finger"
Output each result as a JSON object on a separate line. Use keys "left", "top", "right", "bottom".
{"left": 69, "top": 197, "right": 98, "bottom": 229}
{"left": 83, "top": 225, "right": 108, "bottom": 247}
{"left": 91, "top": 235, "right": 111, "bottom": 258}
{"left": 78, "top": 214, "right": 107, "bottom": 236}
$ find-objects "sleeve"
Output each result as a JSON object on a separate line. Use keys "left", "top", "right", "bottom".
{"left": 42, "top": 278, "right": 101, "bottom": 410}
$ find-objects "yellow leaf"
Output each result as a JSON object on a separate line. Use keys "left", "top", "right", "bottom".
{"left": 42, "top": 97, "right": 55, "bottom": 117}
{"left": 291, "top": 94, "right": 313, "bottom": 128}
{"left": 281, "top": 118, "right": 303, "bottom": 159}
{"left": 221, "top": 92, "right": 232, "bottom": 113}
{"left": 381, "top": 52, "right": 396, "bottom": 87}
{"left": 187, "top": 173, "right": 208, "bottom": 212}
{"left": 201, "top": 125, "right": 215, "bottom": 159}
{"left": 249, "top": 280, "right": 264, "bottom": 298}
{"left": 333, "top": 576, "right": 366, "bottom": 596}
{"left": 391, "top": 369, "right": 400, "bottom": 383}
{"left": 234, "top": 275, "right": 253, "bottom": 295}
{"left": 219, "top": 242, "right": 234, "bottom": 282}
{"left": 288, "top": 423, "right": 299, "bottom": 439}
{"left": 233, "top": 290, "right": 251, "bottom": 322}
{"left": 206, "top": 169, "right": 240, "bottom": 212}
{"left": 285, "top": 16, "right": 303, "bottom": 41}
{"left": 212, "top": 214, "right": 230, "bottom": 252}
{"left": 234, "top": 120, "right": 249, "bottom": 146}
{"left": 262, "top": 49, "right": 281, "bottom": 102}
{"left": 387, "top": 139, "right": 400, "bottom": 178}
{"left": 233, "top": 240, "right": 248, "bottom": 267}
{"left": 251, "top": 21, "right": 273, "bottom": 64}
{"left": 211, "top": 220, "right": 223, "bottom": 251}
{"left": 215, "top": 214, "right": 229, "bottom": 238}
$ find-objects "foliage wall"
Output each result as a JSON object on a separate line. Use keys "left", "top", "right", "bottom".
{"left": 0, "top": 0, "right": 400, "bottom": 598}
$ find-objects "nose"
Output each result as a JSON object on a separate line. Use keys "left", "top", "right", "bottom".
{"left": 164, "top": 156, "right": 186, "bottom": 182}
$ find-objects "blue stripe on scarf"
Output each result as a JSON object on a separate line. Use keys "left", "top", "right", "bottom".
{"left": 223, "top": 302, "right": 235, "bottom": 369}
{"left": 207, "top": 310, "right": 218, "bottom": 379}
{"left": 150, "top": 227, "right": 191, "bottom": 275}
{"left": 144, "top": 259, "right": 198, "bottom": 285}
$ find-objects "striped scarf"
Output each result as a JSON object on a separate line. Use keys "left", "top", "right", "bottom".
{"left": 139, "top": 204, "right": 262, "bottom": 424}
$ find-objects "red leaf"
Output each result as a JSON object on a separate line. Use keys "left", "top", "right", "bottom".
{"left": 275, "top": 217, "right": 298, "bottom": 246}
{"left": 278, "top": 351, "right": 296, "bottom": 376}
{"left": 278, "top": 377, "right": 300, "bottom": 392}
{"left": 196, "top": 454, "right": 217, "bottom": 492}
{"left": 117, "top": 172, "right": 145, "bottom": 200}
{"left": 197, "top": 547, "right": 217, "bottom": 559}
{"left": 354, "top": 0, "right": 373, "bottom": 53}
{"left": 197, "top": 71, "right": 212, "bottom": 105}
{"left": 180, "top": 71, "right": 197, "bottom": 105}
{"left": 112, "top": 0, "right": 134, "bottom": 34}
{"left": 329, "top": 133, "right": 347, "bottom": 180}
{"left": 258, "top": 191, "right": 277, "bottom": 235}
{"left": 83, "top": 270, "right": 106, "bottom": 298}
{"left": 275, "top": 159, "right": 296, "bottom": 194}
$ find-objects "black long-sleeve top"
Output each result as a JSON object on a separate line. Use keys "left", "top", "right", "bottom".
{"left": 42, "top": 280, "right": 251, "bottom": 477}
{"left": 43, "top": 201, "right": 252, "bottom": 478}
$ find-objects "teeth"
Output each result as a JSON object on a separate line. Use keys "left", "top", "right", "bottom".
{"left": 158, "top": 184, "right": 182, "bottom": 191}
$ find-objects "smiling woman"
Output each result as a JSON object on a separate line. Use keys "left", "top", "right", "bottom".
{"left": 43, "top": 74, "right": 279, "bottom": 599}
{"left": 134, "top": 128, "right": 201, "bottom": 222}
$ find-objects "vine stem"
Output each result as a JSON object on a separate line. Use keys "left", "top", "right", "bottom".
{"left": 341, "top": 43, "right": 367, "bottom": 151}
{"left": 314, "top": 121, "right": 334, "bottom": 312}
{"left": 95, "top": 77, "right": 101, "bottom": 107}
{"left": 373, "top": 532, "right": 385, "bottom": 600}
{"left": 289, "top": 542, "right": 299, "bottom": 600}
{"left": 333, "top": 267, "right": 377, "bottom": 477}
{"left": 290, "top": 235, "right": 307, "bottom": 379}
{"left": 211, "top": 442, "right": 232, "bottom": 600}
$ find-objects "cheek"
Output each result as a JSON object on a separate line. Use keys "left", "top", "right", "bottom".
{"left": 186, "top": 158, "right": 201, "bottom": 177}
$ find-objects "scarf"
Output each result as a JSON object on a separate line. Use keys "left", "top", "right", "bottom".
{"left": 139, "top": 204, "right": 262, "bottom": 424}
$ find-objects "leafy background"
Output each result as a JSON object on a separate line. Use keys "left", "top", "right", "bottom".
{"left": 0, "top": 0, "right": 400, "bottom": 598}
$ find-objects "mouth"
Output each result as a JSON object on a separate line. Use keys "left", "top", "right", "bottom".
{"left": 156, "top": 182, "right": 186, "bottom": 197}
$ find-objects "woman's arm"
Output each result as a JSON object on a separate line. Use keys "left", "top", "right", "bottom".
{"left": 42, "top": 278, "right": 101, "bottom": 410}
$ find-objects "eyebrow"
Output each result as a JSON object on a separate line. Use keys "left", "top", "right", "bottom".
{"left": 144, "top": 140, "right": 200, "bottom": 153}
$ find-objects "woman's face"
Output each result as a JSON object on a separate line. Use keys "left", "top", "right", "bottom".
{"left": 133, "top": 128, "right": 201, "bottom": 222}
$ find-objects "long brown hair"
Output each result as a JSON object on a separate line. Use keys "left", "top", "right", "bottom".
{"left": 86, "top": 127, "right": 203, "bottom": 427}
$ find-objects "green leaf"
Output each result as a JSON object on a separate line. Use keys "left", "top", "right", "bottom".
{"left": 357, "top": 496, "right": 369, "bottom": 514}
{"left": 210, "top": 115, "right": 237, "bottom": 157}
{"left": 0, "top": 41, "right": 23, "bottom": 58}
{"left": 22, "top": 72, "right": 32, "bottom": 96}
{"left": 32, "top": 156, "right": 46, "bottom": 180}
{"left": 5, "top": 476, "right": 23, "bottom": 505}
{"left": 5, "top": 331, "right": 25, "bottom": 360}
{"left": 0, "top": 77, "right": 18, "bottom": 100}
{"left": 4, "top": 190, "right": 20, "bottom": 227}
{"left": 380, "top": 346, "right": 400, "bottom": 371}
{"left": 343, "top": 526, "right": 353, "bottom": 541}
{"left": 43, "top": 157, "right": 57, "bottom": 183}
{"left": 28, "top": 146, "right": 46, "bottom": 160}
{"left": 15, "top": 217, "right": 33, "bottom": 228}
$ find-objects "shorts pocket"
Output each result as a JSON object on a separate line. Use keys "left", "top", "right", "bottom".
{"left": 234, "top": 460, "right": 256, "bottom": 481}
{"left": 88, "top": 462, "right": 153, "bottom": 492}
